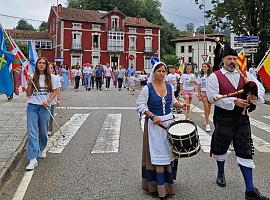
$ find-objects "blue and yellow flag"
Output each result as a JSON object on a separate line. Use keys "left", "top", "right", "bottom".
{"left": 0, "top": 49, "right": 14, "bottom": 96}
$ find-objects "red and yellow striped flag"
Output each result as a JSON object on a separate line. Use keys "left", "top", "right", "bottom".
{"left": 258, "top": 51, "right": 270, "bottom": 90}
{"left": 237, "top": 49, "right": 247, "bottom": 72}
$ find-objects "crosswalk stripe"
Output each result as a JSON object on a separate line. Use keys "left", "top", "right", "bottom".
{"left": 249, "top": 118, "right": 270, "bottom": 133}
{"left": 60, "top": 106, "right": 135, "bottom": 110}
{"left": 91, "top": 114, "right": 122, "bottom": 154}
{"left": 47, "top": 114, "right": 89, "bottom": 154}
{"left": 196, "top": 125, "right": 211, "bottom": 153}
{"left": 262, "top": 116, "right": 270, "bottom": 120}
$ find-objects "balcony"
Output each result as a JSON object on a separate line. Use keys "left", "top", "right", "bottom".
{"left": 107, "top": 45, "right": 124, "bottom": 52}
{"left": 109, "top": 27, "right": 125, "bottom": 32}
{"left": 71, "top": 42, "right": 83, "bottom": 53}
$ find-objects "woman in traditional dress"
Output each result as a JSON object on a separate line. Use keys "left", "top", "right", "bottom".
{"left": 136, "top": 61, "right": 188, "bottom": 199}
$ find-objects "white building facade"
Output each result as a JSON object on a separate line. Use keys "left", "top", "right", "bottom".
{"left": 172, "top": 33, "right": 224, "bottom": 72}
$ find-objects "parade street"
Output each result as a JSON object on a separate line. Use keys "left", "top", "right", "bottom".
{"left": 0, "top": 86, "right": 269, "bottom": 200}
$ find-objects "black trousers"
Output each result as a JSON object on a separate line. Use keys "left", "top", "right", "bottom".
{"left": 96, "top": 77, "right": 102, "bottom": 90}
{"left": 74, "top": 76, "right": 80, "bottom": 89}
{"left": 118, "top": 78, "right": 123, "bottom": 89}
{"left": 91, "top": 76, "right": 95, "bottom": 88}
{"left": 211, "top": 106, "right": 253, "bottom": 159}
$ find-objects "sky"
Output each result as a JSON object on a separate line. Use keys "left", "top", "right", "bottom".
{"left": 0, "top": 0, "right": 211, "bottom": 30}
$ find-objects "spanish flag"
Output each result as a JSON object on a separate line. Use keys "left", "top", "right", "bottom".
{"left": 258, "top": 51, "right": 270, "bottom": 90}
{"left": 237, "top": 49, "right": 247, "bottom": 72}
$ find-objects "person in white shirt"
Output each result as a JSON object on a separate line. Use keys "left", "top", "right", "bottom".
{"left": 166, "top": 66, "right": 180, "bottom": 98}
{"left": 196, "top": 63, "right": 212, "bottom": 132}
{"left": 248, "top": 63, "right": 257, "bottom": 78}
{"left": 139, "top": 70, "right": 148, "bottom": 87}
{"left": 83, "top": 64, "right": 92, "bottom": 91}
{"left": 207, "top": 44, "right": 268, "bottom": 200}
{"left": 25, "top": 57, "right": 60, "bottom": 171}
{"left": 180, "top": 64, "right": 196, "bottom": 120}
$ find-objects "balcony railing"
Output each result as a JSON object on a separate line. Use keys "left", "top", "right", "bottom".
{"left": 144, "top": 47, "right": 154, "bottom": 54}
{"left": 109, "top": 27, "right": 125, "bottom": 32}
{"left": 107, "top": 45, "right": 124, "bottom": 52}
{"left": 71, "top": 42, "right": 83, "bottom": 51}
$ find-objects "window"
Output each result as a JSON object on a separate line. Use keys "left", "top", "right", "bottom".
{"left": 93, "top": 35, "right": 100, "bottom": 48}
{"left": 35, "top": 41, "right": 52, "bottom": 49}
{"left": 145, "top": 29, "right": 152, "bottom": 34}
{"left": 188, "top": 45, "right": 192, "bottom": 53}
{"left": 41, "top": 41, "right": 46, "bottom": 49}
{"left": 129, "top": 36, "right": 136, "bottom": 51}
{"left": 92, "top": 24, "right": 101, "bottom": 31}
{"left": 72, "top": 23, "right": 82, "bottom": 29}
{"left": 35, "top": 41, "right": 40, "bottom": 49}
{"left": 46, "top": 41, "right": 52, "bottom": 49}
{"left": 145, "top": 37, "right": 152, "bottom": 51}
{"left": 144, "top": 57, "right": 151, "bottom": 74}
{"left": 111, "top": 16, "right": 119, "bottom": 31}
{"left": 129, "top": 27, "right": 136, "bottom": 33}
{"left": 181, "top": 46, "right": 185, "bottom": 53}
{"left": 72, "top": 32, "right": 82, "bottom": 49}
{"left": 108, "top": 32, "right": 124, "bottom": 51}
{"left": 188, "top": 57, "right": 192, "bottom": 63}
{"left": 209, "top": 57, "right": 212, "bottom": 64}
{"left": 209, "top": 46, "right": 211, "bottom": 52}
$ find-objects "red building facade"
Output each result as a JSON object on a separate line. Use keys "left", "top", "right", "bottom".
{"left": 47, "top": 5, "right": 160, "bottom": 73}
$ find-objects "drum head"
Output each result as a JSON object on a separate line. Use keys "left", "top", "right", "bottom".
{"left": 167, "top": 120, "right": 197, "bottom": 136}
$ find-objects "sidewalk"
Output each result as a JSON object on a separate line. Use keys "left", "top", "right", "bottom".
{"left": 0, "top": 93, "right": 27, "bottom": 188}
{"left": 264, "top": 92, "right": 270, "bottom": 105}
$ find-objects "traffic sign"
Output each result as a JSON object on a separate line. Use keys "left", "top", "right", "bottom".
{"left": 234, "top": 42, "right": 259, "bottom": 47}
{"left": 245, "top": 48, "right": 258, "bottom": 54}
{"left": 234, "top": 36, "right": 259, "bottom": 42}
{"left": 201, "top": 54, "right": 208, "bottom": 61}
{"left": 55, "top": 56, "right": 64, "bottom": 62}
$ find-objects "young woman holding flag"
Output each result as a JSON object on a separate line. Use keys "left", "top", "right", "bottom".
{"left": 26, "top": 57, "right": 59, "bottom": 170}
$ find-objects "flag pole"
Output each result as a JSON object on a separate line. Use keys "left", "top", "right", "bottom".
{"left": 2, "top": 27, "right": 64, "bottom": 137}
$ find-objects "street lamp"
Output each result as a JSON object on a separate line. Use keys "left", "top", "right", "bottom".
{"left": 195, "top": 0, "right": 206, "bottom": 56}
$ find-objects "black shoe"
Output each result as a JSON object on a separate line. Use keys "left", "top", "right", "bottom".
{"left": 216, "top": 173, "right": 226, "bottom": 187}
{"left": 245, "top": 188, "right": 269, "bottom": 200}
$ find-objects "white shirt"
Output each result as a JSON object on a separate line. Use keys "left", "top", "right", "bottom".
{"left": 196, "top": 74, "right": 209, "bottom": 92}
{"left": 180, "top": 73, "right": 196, "bottom": 91}
{"left": 166, "top": 73, "right": 180, "bottom": 92}
{"left": 28, "top": 74, "right": 58, "bottom": 105}
{"left": 50, "top": 74, "right": 61, "bottom": 105}
{"left": 207, "top": 68, "right": 265, "bottom": 110}
{"left": 83, "top": 67, "right": 92, "bottom": 75}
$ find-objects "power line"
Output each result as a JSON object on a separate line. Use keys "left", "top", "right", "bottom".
{"left": 160, "top": 10, "right": 202, "bottom": 23}
{"left": 0, "top": 13, "right": 44, "bottom": 23}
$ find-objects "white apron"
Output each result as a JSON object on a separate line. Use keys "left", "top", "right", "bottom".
{"left": 147, "top": 112, "right": 174, "bottom": 165}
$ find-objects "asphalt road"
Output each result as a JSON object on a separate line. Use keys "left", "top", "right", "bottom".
{"left": 0, "top": 85, "right": 269, "bottom": 200}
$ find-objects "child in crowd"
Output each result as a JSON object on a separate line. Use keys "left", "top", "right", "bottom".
{"left": 180, "top": 64, "right": 196, "bottom": 120}
{"left": 127, "top": 72, "right": 136, "bottom": 95}
{"left": 197, "top": 63, "right": 212, "bottom": 132}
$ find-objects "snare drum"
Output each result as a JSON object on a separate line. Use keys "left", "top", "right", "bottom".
{"left": 167, "top": 120, "right": 201, "bottom": 158}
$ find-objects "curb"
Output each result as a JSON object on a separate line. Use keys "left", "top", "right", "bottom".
{"left": 0, "top": 134, "right": 27, "bottom": 189}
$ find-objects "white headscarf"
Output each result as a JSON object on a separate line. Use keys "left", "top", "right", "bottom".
{"left": 147, "top": 61, "right": 168, "bottom": 83}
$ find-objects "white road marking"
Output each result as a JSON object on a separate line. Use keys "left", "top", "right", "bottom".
{"left": 91, "top": 114, "right": 122, "bottom": 153}
{"left": 46, "top": 114, "right": 89, "bottom": 153}
{"left": 249, "top": 118, "right": 270, "bottom": 133}
{"left": 200, "top": 113, "right": 270, "bottom": 153}
{"left": 196, "top": 125, "right": 211, "bottom": 153}
{"left": 60, "top": 106, "right": 135, "bottom": 110}
{"left": 12, "top": 171, "right": 34, "bottom": 200}
{"left": 262, "top": 116, "right": 270, "bottom": 120}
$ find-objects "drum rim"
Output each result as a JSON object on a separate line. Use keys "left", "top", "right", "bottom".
{"left": 167, "top": 120, "right": 197, "bottom": 135}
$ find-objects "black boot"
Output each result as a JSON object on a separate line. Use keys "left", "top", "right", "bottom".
{"left": 245, "top": 188, "right": 269, "bottom": 200}
{"left": 216, "top": 172, "right": 226, "bottom": 187}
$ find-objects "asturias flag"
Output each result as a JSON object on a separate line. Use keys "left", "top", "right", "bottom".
{"left": 0, "top": 49, "right": 14, "bottom": 96}
{"left": 28, "top": 40, "right": 38, "bottom": 74}
{"left": 258, "top": 51, "right": 270, "bottom": 90}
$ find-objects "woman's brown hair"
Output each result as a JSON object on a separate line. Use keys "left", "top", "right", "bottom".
{"left": 32, "top": 57, "right": 52, "bottom": 92}
{"left": 200, "top": 63, "right": 212, "bottom": 77}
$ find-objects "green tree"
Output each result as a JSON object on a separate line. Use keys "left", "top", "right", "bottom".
{"left": 207, "top": 0, "right": 270, "bottom": 64}
{"left": 185, "top": 22, "right": 195, "bottom": 33}
{"left": 39, "top": 21, "right": 48, "bottom": 32}
{"left": 161, "top": 54, "right": 180, "bottom": 65}
{"left": 16, "top": 19, "right": 35, "bottom": 31}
